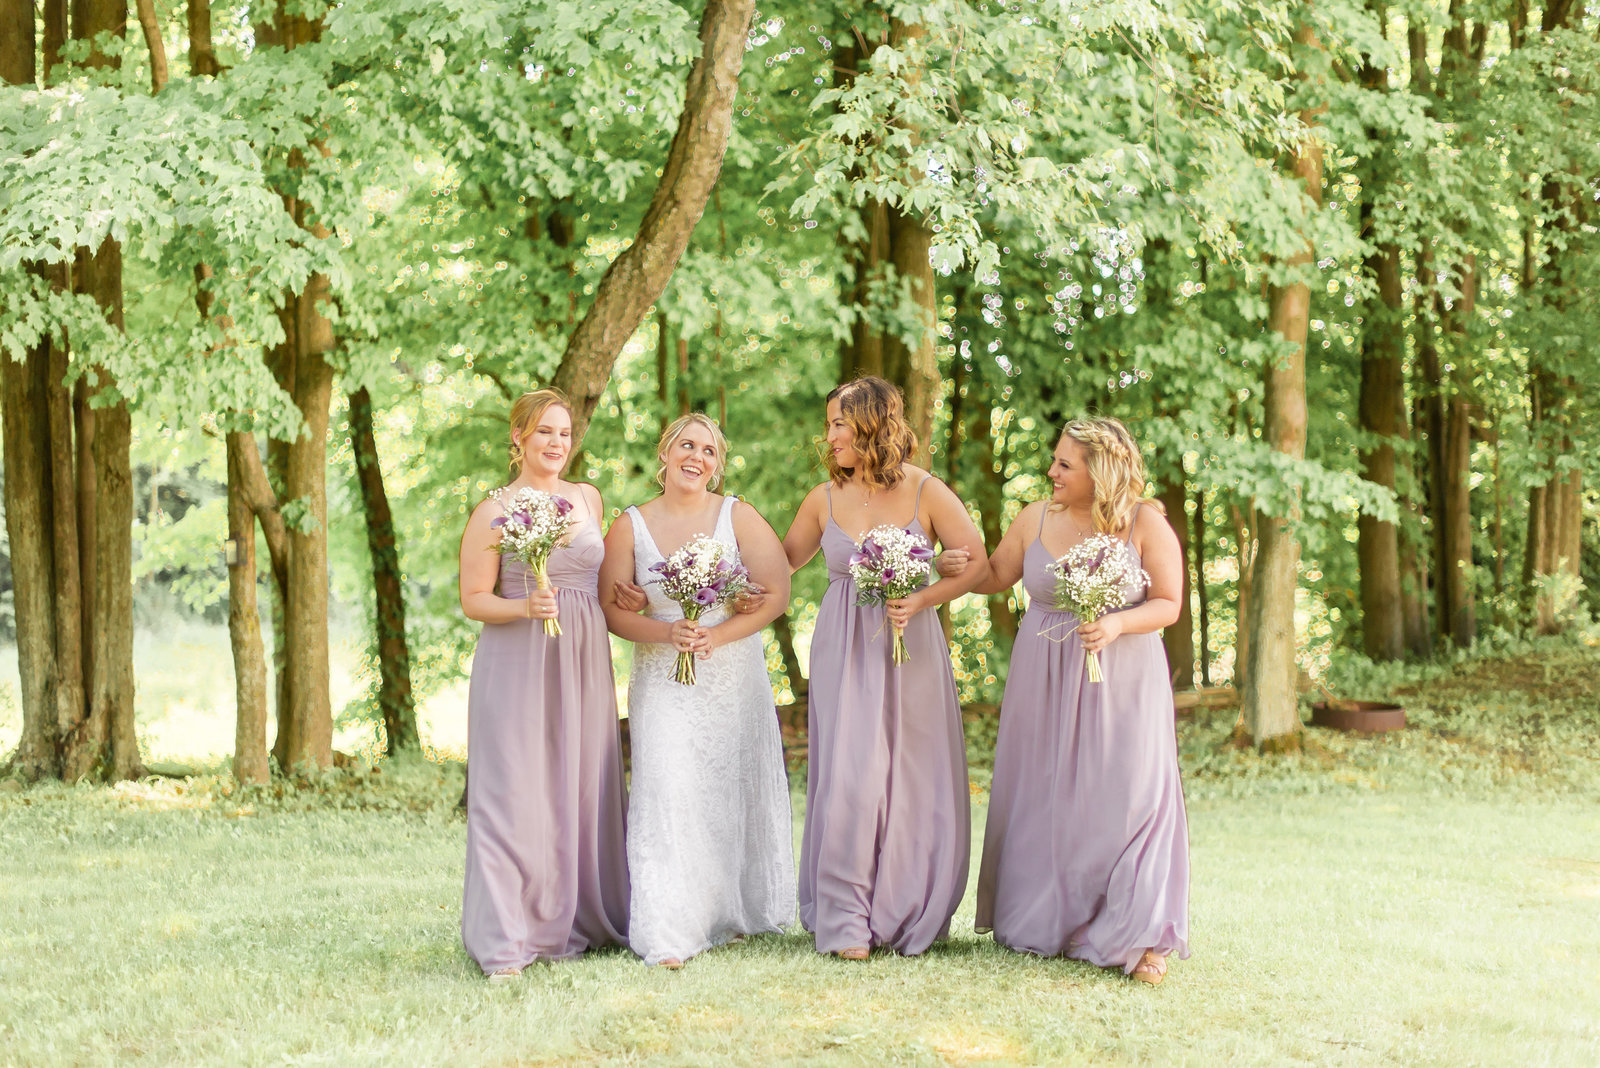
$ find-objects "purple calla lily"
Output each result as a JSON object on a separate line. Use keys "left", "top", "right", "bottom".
{"left": 693, "top": 587, "right": 718, "bottom": 606}
{"left": 553, "top": 496, "right": 574, "bottom": 516}
{"left": 489, "top": 516, "right": 506, "bottom": 529}
{"left": 908, "top": 545, "right": 935, "bottom": 561}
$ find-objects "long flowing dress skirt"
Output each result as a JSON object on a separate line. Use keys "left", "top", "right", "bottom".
{"left": 975, "top": 538, "right": 1189, "bottom": 972}
{"left": 462, "top": 534, "right": 629, "bottom": 972}
{"left": 623, "top": 499, "right": 795, "bottom": 964}
{"left": 799, "top": 518, "right": 970, "bottom": 956}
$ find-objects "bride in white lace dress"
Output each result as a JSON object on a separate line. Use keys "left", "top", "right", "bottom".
{"left": 599, "top": 413, "right": 796, "bottom": 967}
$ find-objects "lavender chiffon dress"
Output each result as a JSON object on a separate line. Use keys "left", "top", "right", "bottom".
{"left": 799, "top": 484, "right": 971, "bottom": 955}
{"left": 975, "top": 507, "right": 1190, "bottom": 972}
{"left": 461, "top": 518, "right": 629, "bottom": 972}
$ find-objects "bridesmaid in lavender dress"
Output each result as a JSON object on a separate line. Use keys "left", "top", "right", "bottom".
{"left": 458, "top": 389, "right": 629, "bottom": 979}
{"left": 966, "top": 417, "right": 1189, "bottom": 985}
{"left": 781, "top": 377, "right": 988, "bottom": 959}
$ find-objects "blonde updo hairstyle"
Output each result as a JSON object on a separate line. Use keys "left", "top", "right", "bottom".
{"left": 507, "top": 387, "right": 572, "bottom": 473}
{"left": 656, "top": 412, "right": 728, "bottom": 490}
{"left": 1055, "top": 417, "right": 1159, "bottom": 533}
{"left": 823, "top": 376, "right": 918, "bottom": 491}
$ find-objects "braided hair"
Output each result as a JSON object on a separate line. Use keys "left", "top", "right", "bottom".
{"left": 1056, "top": 417, "right": 1155, "bottom": 534}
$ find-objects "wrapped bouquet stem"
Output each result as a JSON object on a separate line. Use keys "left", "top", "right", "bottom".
{"left": 489, "top": 487, "right": 575, "bottom": 637}
{"left": 849, "top": 525, "right": 936, "bottom": 665}
{"left": 649, "top": 536, "right": 753, "bottom": 685}
{"left": 1046, "top": 532, "right": 1150, "bottom": 683}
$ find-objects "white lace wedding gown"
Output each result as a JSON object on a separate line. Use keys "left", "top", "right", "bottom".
{"left": 624, "top": 496, "right": 796, "bottom": 965}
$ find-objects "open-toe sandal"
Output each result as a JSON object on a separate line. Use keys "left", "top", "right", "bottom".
{"left": 1130, "top": 951, "right": 1167, "bottom": 986}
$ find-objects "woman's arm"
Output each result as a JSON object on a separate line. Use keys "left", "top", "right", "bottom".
{"left": 459, "top": 499, "right": 554, "bottom": 623}
{"left": 598, "top": 513, "right": 677, "bottom": 645}
{"left": 780, "top": 484, "right": 828, "bottom": 573}
{"left": 700, "top": 502, "right": 793, "bottom": 654}
{"left": 969, "top": 502, "right": 1037, "bottom": 596}
{"left": 1077, "top": 504, "right": 1184, "bottom": 653}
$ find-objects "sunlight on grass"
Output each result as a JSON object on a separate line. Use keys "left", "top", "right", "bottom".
{"left": 3, "top": 637, "right": 1599, "bottom": 1063}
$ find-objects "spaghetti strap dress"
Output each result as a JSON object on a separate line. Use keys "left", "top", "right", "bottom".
{"left": 798, "top": 480, "right": 971, "bottom": 955}
{"left": 975, "top": 505, "right": 1189, "bottom": 971}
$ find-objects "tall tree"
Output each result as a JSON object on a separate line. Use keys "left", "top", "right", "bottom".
{"left": 552, "top": 0, "right": 759, "bottom": 448}
{"left": 349, "top": 386, "right": 418, "bottom": 754}
{"left": 1355, "top": 4, "right": 1406, "bottom": 661}
{"left": 1242, "top": 21, "right": 1324, "bottom": 747}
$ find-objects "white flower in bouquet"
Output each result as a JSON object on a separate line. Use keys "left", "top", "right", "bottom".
{"left": 648, "top": 536, "right": 754, "bottom": 685}
{"left": 490, "top": 486, "right": 575, "bottom": 637}
{"left": 849, "top": 524, "right": 936, "bottom": 665}
{"left": 1048, "top": 532, "right": 1150, "bottom": 683}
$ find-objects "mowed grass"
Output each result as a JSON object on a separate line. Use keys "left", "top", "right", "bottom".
{"left": 3, "top": 640, "right": 1599, "bottom": 1065}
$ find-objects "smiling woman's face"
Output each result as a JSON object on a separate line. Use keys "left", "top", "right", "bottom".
{"left": 662, "top": 421, "right": 722, "bottom": 491}
{"left": 1047, "top": 436, "right": 1094, "bottom": 510}
{"left": 517, "top": 404, "right": 573, "bottom": 476}
{"left": 825, "top": 398, "right": 859, "bottom": 470}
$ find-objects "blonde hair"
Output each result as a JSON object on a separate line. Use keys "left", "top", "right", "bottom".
{"left": 656, "top": 412, "right": 728, "bottom": 490}
{"left": 823, "top": 376, "right": 917, "bottom": 490}
{"left": 1056, "top": 417, "right": 1158, "bottom": 533}
{"left": 507, "top": 388, "right": 572, "bottom": 473}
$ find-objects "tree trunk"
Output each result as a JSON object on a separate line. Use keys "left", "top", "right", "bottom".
{"left": 772, "top": 611, "right": 806, "bottom": 702}
{"left": 1230, "top": 502, "right": 1256, "bottom": 691}
{"left": 226, "top": 434, "right": 270, "bottom": 784}
{"left": 70, "top": 0, "right": 141, "bottom": 781}
{"left": 676, "top": 336, "right": 690, "bottom": 416}
{"left": 1434, "top": 254, "right": 1477, "bottom": 648}
{"left": 272, "top": 288, "right": 335, "bottom": 772}
{"left": 1194, "top": 486, "right": 1211, "bottom": 686}
{"left": 1159, "top": 477, "right": 1194, "bottom": 689}
{"left": 0, "top": 9, "right": 63, "bottom": 781}
{"left": 1242, "top": 46, "right": 1322, "bottom": 745}
{"left": 655, "top": 311, "right": 671, "bottom": 432}
{"left": 1357, "top": 239, "right": 1405, "bottom": 661}
{"left": 187, "top": 0, "right": 220, "bottom": 76}
{"left": 349, "top": 387, "right": 418, "bottom": 754}
{"left": 1355, "top": 30, "right": 1405, "bottom": 662}
{"left": 1401, "top": 395, "right": 1433, "bottom": 656}
{"left": 1522, "top": 0, "right": 1584, "bottom": 630}
{"left": 971, "top": 385, "right": 1017, "bottom": 645}
{"left": 260, "top": 8, "right": 337, "bottom": 773}
{"left": 551, "top": 0, "right": 758, "bottom": 448}
{"left": 881, "top": 18, "right": 939, "bottom": 466}
{"left": 832, "top": 33, "right": 888, "bottom": 385}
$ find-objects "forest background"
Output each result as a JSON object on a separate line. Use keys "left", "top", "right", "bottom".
{"left": 0, "top": 0, "right": 1596, "bottom": 781}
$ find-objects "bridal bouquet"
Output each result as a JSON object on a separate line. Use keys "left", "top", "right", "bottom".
{"left": 849, "top": 525, "right": 936, "bottom": 665}
{"left": 1047, "top": 533, "right": 1150, "bottom": 683}
{"left": 648, "top": 536, "right": 753, "bottom": 685}
{"left": 489, "top": 487, "right": 575, "bottom": 637}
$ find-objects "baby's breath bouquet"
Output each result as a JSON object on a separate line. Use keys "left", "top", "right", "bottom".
{"left": 647, "top": 536, "right": 753, "bottom": 685}
{"left": 1048, "top": 533, "right": 1150, "bottom": 683}
{"left": 490, "top": 487, "right": 575, "bottom": 636}
{"left": 849, "top": 525, "right": 936, "bottom": 665}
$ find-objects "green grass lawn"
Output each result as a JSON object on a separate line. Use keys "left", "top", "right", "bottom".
{"left": 3, "top": 641, "right": 1599, "bottom": 1066}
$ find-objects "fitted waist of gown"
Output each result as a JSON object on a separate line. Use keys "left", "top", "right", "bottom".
{"left": 499, "top": 556, "right": 599, "bottom": 600}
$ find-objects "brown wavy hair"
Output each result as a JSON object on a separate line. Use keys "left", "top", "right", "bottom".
{"left": 1055, "top": 417, "right": 1161, "bottom": 533}
{"left": 507, "top": 387, "right": 572, "bottom": 473}
{"left": 655, "top": 412, "right": 728, "bottom": 490}
{"left": 823, "top": 376, "right": 917, "bottom": 490}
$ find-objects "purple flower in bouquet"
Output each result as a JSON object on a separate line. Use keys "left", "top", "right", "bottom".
{"left": 848, "top": 524, "right": 935, "bottom": 665}
{"left": 1046, "top": 533, "right": 1151, "bottom": 683}
{"left": 648, "top": 535, "right": 754, "bottom": 685}
{"left": 488, "top": 486, "right": 577, "bottom": 637}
